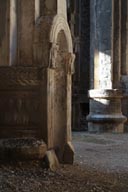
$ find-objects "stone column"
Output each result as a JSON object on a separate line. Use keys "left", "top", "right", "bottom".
{"left": 120, "top": 0, "right": 128, "bottom": 131}
{"left": 87, "top": 0, "right": 126, "bottom": 133}
{"left": 0, "top": 0, "right": 9, "bottom": 66}
{"left": 9, "top": 0, "right": 17, "bottom": 66}
{"left": 0, "top": 0, "right": 18, "bottom": 66}
{"left": 34, "top": 0, "right": 74, "bottom": 164}
{"left": 35, "top": 0, "right": 40, "bottom": 23}
{"left": 18, "top": 0, "right": 35, "bottom": 65}
{"left": 57, "top": 0, "right": 67, "bottom": 19}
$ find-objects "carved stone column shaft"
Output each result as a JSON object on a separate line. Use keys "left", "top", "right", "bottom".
{"left": 87, "top": 0, "right": 126, "bottom": 133}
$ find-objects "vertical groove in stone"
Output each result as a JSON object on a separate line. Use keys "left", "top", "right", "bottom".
{"left": 18, "top": 0, "right": 35, "bottom": 66}
{"left": 0, "top": 0, "right": 9, "bottom": 66}
{"left": 112, "top": 0, "right": 121, "bottom": 88}
{"left": 119, "top": 0, "right": 122, "bottom": 80}
{"left": 90, "top": 0, "right": 94, "bottom": 89}
{"left": 121, "top": 0, "right": 128, "bottom": 75}
{"left": 35, "top": 0, "right": 40, "bottom": 23}
{"left": 9, "top": 0, "right": 17, "bottom": 66}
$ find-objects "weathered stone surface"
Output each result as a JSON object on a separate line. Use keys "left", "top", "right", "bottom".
{"left": 44, "top": 150, "right": 60, "bottom": 171}
{"left": 88, "top": 0, "right": 127, "bottom": 133}
{"left": 0, "top": 138, "right": 47, "bottom": 161}
{"left": 63, "top": 142, "right": 74, "bottom": 164}
{"left": 90, "top": 0, "right": 112, "bottom": 89}
{"left": 87, "top": 89, "right": 127, "bottom": 133}
{"left": 0, "top": 0, "right": 74, "bottom": 164}
{"left": 120, "top": 76, "right": 128, "bottom": 131}
{"left": 18, "top": 0, "right": 35, "bottom": 66}
{"left": 0, "top": 0, "right": 9, "bottom": 66}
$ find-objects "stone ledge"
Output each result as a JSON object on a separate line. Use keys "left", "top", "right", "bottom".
{"left": 88, "top": 89, "right": 123, "bottom": 99}
{"left": 0, "top": 138, "right": 47, "bottom": 161}
{"left": 87, "top": 89, "right": 127, "bottom": 133}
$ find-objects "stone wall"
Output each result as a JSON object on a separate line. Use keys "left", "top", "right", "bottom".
{"left": 0, "top": 0, "right": 74, "bottom": 163}
{"left": 18, "top": 0, "right": 35, "bottom": 66}
{"left": 90, "top": 0, "right": 112, "bottom": 89}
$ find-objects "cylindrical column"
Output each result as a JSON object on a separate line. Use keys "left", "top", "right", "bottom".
{"left": 94, "top": 0, "right": 112, "bottom": 89}
{"left": 87, "top": 89, "right": 126, "bottom": 133}
{"left": 120, "top": 0, "right": 128, "bottom": 131}
{"left": 87, "top": 0, "right": 126, "bottom": 133}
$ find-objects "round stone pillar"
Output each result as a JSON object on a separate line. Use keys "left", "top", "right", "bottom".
{"left": 87, "top": 89, "right": 126, "bottom": 133}
{"left": 88, "top": 0, "right": 127, "bottom": 132}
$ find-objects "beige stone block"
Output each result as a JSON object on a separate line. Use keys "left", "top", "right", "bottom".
{"left": 44, "top": 150, "right": 60, "bottom": 171}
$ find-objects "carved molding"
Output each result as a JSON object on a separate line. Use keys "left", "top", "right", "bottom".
{"left": 65, "top": 52, "right": 75, "bottom": 74}
{"left": 0, "top": 67, "right": 44, "bottom": 87}
{"left": 50, "top": 15, "right": 73, "bottom": 52}
{"left": 34, "top": 15, "right": 74, "bottom": 71}
{"left": 49, "top": 42, "right": 59, "bottom": 69}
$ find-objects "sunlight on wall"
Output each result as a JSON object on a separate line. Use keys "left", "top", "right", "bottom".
{"left": 99, "top": 51, "right": 112, "bottom": 89}
{"left": 94, "top": 50, "right": 112, "bottom": 89}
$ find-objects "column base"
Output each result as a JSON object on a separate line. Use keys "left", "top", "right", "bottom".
{"left": 88, "top": 122, "right": 124, "bottom": 134}
{"left": 87, "top": 89, "right": 127, "bottom": 133}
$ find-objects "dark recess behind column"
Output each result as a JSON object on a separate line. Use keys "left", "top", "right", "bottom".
{"left": 72, "top": 0, "right": 90, "bottom": 131}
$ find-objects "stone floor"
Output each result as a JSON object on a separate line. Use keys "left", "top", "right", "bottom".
{"left": 73, "top": 132, "right": 128, "bottom": 173}
{"left": 0, "top": 132, "right": 128, "bottom": 191}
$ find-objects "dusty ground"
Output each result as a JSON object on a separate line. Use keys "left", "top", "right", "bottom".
{"left": 0, "top": 132, "right": 128, "bottom": 192}
{"left": 73, "top": 132, "right": 128, "bottom": 173}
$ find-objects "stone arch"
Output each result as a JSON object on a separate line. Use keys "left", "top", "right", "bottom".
{"left": 49, "top": 15, "right": 75, "bottom": 73}
{"left": 53, "top": 30, "right": 68, "bottom": 161}
{"left": 50, "top": 15, "right": 73, "bottom": 53}
{"left": 47, "top": 15, "right": 74, "bottom": 163}
{"left": 34, "top": 13, "right": 74, "bottom": 163}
